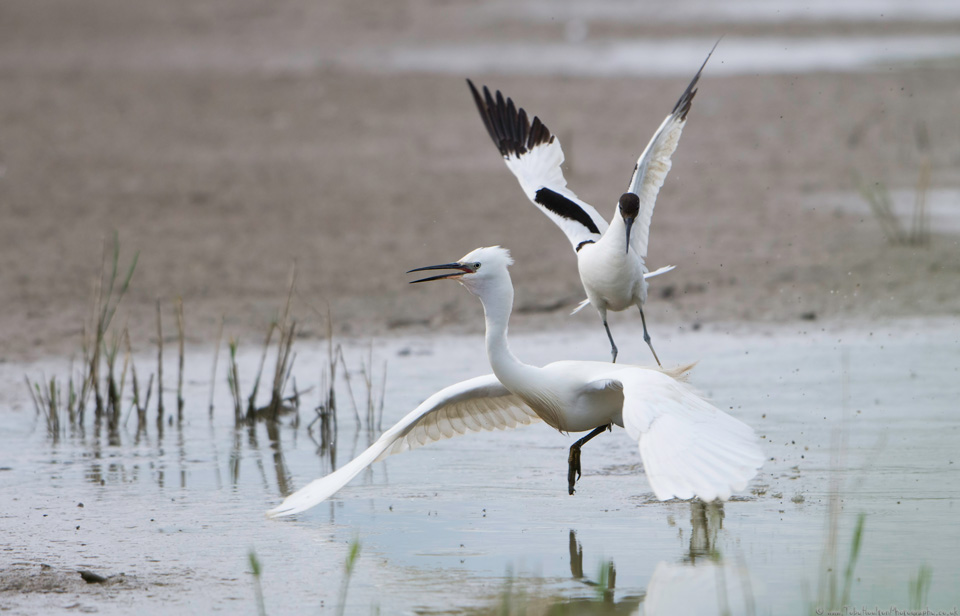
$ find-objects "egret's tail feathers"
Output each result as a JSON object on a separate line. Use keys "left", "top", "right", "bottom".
{"left": 570, "top": 298, "right": 592, "bottom": 315}
{"left": 623, "top": 376, "right": 763, "bottom": 502}
{"left": 266, "top": 437, "right": 392, "bottom": 518}
{"left": 644, "top": 264, "right": 676, "bottom": 279}
{"left": 658, "top": 361, "right": 697, "bottom": 382}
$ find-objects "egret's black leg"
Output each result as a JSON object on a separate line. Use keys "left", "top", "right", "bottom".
{"left": 568, "top": 424, "right": 612, "bottom": 495}
{"left": 638, "top": 307, "right": 661, "bottom": 367}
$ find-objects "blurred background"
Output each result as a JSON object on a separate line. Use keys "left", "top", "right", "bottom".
{"left": 2, "top": 0, "right": 959, "bottom": 360}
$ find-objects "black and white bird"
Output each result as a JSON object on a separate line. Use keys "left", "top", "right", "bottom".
{"left": 467, "top": 43, "right": 718, "bottom": 365}
{"left": 266, "top": 246, "right": 762, "bottom": 517}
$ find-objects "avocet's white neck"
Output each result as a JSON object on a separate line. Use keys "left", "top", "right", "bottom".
{"left": 599, "top": 210, "right": 629, "bottom": 254}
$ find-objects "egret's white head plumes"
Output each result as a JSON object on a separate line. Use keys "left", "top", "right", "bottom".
{"left": 459, "top": 246, "right": 514, "bottom": 271}
{"left": 408, "top": 246, "right": 513, "bottom": 295}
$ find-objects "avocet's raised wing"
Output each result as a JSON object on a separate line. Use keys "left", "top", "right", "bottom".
{"left": 468, "top": 80, "right": 609, "bottom": 252}
{"left": 266, "top": 374, "right": 539, "bottom": 517}
{"left": 613, "top": 368, "right": 762, "bottom": 501}
{"left": 626, "top": 42, "right": 718, "bottom": 259}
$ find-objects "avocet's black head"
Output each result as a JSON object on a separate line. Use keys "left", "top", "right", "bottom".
{"left": 618, "top": 193, "right": 640, "bottom": 254}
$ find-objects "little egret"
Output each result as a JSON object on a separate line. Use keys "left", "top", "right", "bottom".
{"left": 266, "top": 246, "right": 762, "bottom": 518}
{"left": 466, "top": 42, "right": 718, "bottom": 365}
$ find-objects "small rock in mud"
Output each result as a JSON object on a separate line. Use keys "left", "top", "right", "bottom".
{"left": 79, "top": 570, "right": 109, "bottom": 584}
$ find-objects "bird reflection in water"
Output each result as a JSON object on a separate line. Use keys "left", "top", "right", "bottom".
{"left": 642, "top": 501, "right": 756, "bottom": 616}
{"left": 564, "top": 529, "right": 643, "bottom": 613}
{"left": 550, "top": 503, "right": 754, "bottom": 616}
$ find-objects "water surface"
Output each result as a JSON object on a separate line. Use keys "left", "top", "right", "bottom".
{"left": 1, "top": 319, "right": 958, "bottom": 614}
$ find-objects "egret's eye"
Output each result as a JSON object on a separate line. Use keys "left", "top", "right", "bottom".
{"left": 473, "top": 262, "right": 482, "bottom": 270}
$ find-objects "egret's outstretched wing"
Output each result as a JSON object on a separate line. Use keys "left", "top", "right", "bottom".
{"left": 266, "top": 374, "right": 539, "bottom": 517}
{"left": 467, "top": 79, "right": 608, "bottom": 251}
{"left": 613, "top": 369, "right": 762, "bottom": 501}
{"left": 625, "top": 42, "right": 718, "bottom": 259}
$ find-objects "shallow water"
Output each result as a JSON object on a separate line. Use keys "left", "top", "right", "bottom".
{"left": 810, "top": 188, "right": 960, "bottom": 235}
{"left": 343, "top": 35, "right": 960, "bottom": 78}
{"left": 478, "top": 0, "right": 960, "bottom": 25}
{"left": 2, "top": 318, "right": 959, "bottom": 614}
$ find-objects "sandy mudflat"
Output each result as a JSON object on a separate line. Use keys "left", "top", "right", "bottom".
{"left": 1, "top": 1, "right": 959, "bottom": 362}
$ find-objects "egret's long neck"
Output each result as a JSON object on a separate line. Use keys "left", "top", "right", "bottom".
{"left": 475, "top": 272, "right": 534, "bottom": 387}
{"left": 475, "top": 270, "right": 565, "bottom": 431}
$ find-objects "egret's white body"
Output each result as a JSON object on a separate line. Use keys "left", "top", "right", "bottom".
{"left": 467, "top": 43, "right": 718, "bottom": 363}
{"left": 266, "top": 246, "right": 762, "bottom": 518}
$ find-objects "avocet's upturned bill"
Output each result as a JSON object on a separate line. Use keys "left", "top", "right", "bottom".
{"left": 467, "top": 41, "right": 719, "bottom": 365}
{"left": 266, "top": 246, "right": 762, "bottom": 517}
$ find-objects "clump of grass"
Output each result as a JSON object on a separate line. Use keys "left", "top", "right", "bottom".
{"left": 25, "top": 233, "right": 136, "bottom": 435}
{"left": 248, "top": 549, "right": 267, "bottom": 616}
{"left": 86, "top": 234, "right": 139, "bottom": 419}
{"left": 24, "top": 375, "right": 66, "bottom": 439}
{"left": 359, "top": 342, "right": 387, "bottom": 432}
{"left": 853, "top": 124, "right": 931, "bottom": 246}
{"left": 855, "top": 175, "right": 907, "bottom": 243}
{"left": 130, "top": 362, "right": 153, "bottom": 433}
{"left": 73, "top": 234, "right": 138, "bottom": 422}
{"left": 227, "top": 337, "right": 243, "bottom": 424}
{"left": 155, "top": 298, "right": 165, "bottom": 425}
{"left": 245, "top": 540, "right": 364, "bottom": 616}
{"left": 336, "top": 537, "right": 362, "bottom": 616}
{"left": 840, "top": 513, "right": 866, "bottom": 607}
{"left": 227, "top": 264, "right": 304, "bottom": 426}
{"left": 245, "top": 324, "right": 274, "bottom": 422}
{"left": 309, "top": 308, "right": 339, "bottom": 466}
{"left": 209, "top": 316, "right": 224, "bottom": 417}
{"left": 809, "top": 511, "right": 867, "bottom": 615}
{"left": 593, "top": 560, "right": 616, "bottom": 603}
{"left": 176, "top": 297, "right": 185, "bottom": 422}
{"left": 103, "top": 328, "right": 131, "bottom": 437}
{"left": 336, "top": 342, "right": 387, "bottom": 435}
{"left": 265, "top": 265, "right": 298, "bottom": 421}
{"left": 908, "top": 564, "right": 932, "bottom": 609}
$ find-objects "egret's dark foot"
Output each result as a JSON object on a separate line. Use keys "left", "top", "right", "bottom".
{"left": 566, "top": 424, "right": 611, "bottom": 495}
{"left": 568, "top": 445, "right": 582, "bottom": 495}
{"left": 610, "top": 346, "right": 619, "bottom": 364}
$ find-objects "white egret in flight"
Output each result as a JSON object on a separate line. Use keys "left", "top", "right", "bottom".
{"left": 266, "top": 246, "right": 761, "bottom": 518}
{"left": 466, "top": 42, "right": 719, "bottom": 364}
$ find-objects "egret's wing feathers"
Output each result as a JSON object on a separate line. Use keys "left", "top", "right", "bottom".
{"left": 617, "top": 370, "right": 763, "bottom": 502}
{"left": 468, "top": 79, "right": 609, "bottom": 250}
{"left": 625, "top": 43, "right": 716, "bottom": 259}
{"left": 266, "top": 374, "right": 539, "bottom": 517}
{"left": 374, "top": 375, "right": 540, "bottom": 461}
{"left": 583, "top": 378, "right": 623, "bottom": 393}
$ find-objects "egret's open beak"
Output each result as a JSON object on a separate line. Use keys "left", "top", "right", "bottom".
{"left": 407, "top": 262, "right": 471, "bottom": 284}
{"left": 624, "top": 216, "right": 635, "bottom": 255}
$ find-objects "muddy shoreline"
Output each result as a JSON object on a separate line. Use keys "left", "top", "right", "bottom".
{"left": 2, "top": 3, "right": 959, "bottom": 362}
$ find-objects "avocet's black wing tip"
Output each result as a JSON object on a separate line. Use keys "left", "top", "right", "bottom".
{"left": 466, "top": 80, "right": 553, "bottom": 157}
{"left": 672, "top": 37, "right": 721, "bottom": 121}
